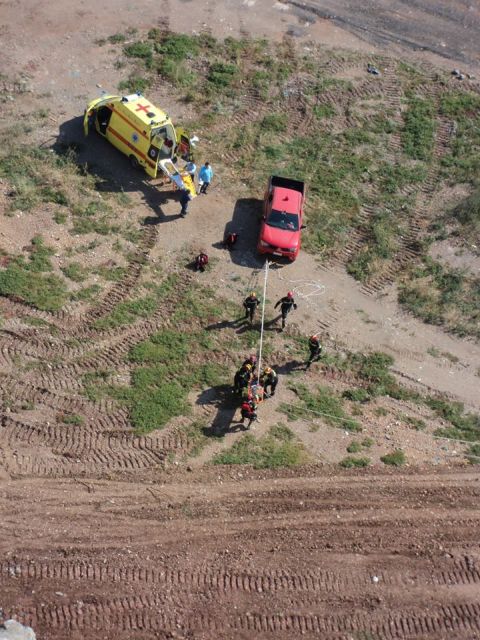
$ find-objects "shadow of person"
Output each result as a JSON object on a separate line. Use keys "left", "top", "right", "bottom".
{"left": 197, "top": 384, "right": 240, "bottom": 436}
{"left": 53, "top": 115, "right": 180, "bottom": 219}
{"left": 275, "top": 359, "right": 306, "bottom": 375}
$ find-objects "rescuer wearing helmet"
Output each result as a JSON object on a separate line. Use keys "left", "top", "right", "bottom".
{"left": 306, "top": 334, "right": 322, "bottom": 369}
{"left": 233, "top": 363, "right": 253, "bottom": 395}
{"left": 240, "top": 397, "right": 258, "bottom": 429}
{"left": 260, "top": 366, "right": 278, "bottom": 397}
{"left": 242, "top": 354, "right": 257, "bottom": 374}
{"left": 243, "top": 291, "right": 260, "bottom": 324}
{"left": 274, "top": 291, "right": 297, "bottom": 330}
{"left": 194, "top": 252, "right": 209, "bottom": 272}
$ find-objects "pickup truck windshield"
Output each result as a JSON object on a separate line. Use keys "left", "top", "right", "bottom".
{"left": 267, "top": 210, "right": 299, "bottom": 231}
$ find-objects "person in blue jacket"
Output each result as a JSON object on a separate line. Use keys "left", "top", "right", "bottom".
{"left": 198, "top": 162, "right": 214, "bottom": 194}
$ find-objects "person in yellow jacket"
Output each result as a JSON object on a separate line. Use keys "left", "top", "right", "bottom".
{"left": 260, "top": 366, "right": 278, "bottom": 397}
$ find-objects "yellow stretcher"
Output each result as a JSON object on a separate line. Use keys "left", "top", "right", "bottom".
{"left": 158, "top": 159, "right": 197, "bottom": 197}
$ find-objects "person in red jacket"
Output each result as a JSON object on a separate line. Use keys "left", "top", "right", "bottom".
{"left": 195, "top": 252, "right": 209, "bottom": 272}
{"left": 240, "top": 398, "right": 257, "bottom": 429}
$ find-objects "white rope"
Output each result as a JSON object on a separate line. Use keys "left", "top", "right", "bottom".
{"left": 257, "top": 260, "right": 270, "bottom": 385}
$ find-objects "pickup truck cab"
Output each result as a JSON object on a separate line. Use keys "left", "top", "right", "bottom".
{"left": 257, "top": 176, "right": 306, "bottom": 261}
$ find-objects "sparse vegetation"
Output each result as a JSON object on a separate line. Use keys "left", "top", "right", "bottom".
{"left": 399, "top": 257, "right": 480, "bottom": 339}
{"left": 0, "top": 237, "right": 68, "bottom": 311}
{"left": 213, "top": 425, "right": 308, "bottom": 469}
{"left": 381, "top": 449, "right": 406, "bottom": 466}
{"left": 280, "top": 384, "right": 361, "bottom": 432}
{"left": 402, "top": 96, "right": 435, "bottom": 161}
{"left": 340, "top": 456, "right": 370, "bottom": 468}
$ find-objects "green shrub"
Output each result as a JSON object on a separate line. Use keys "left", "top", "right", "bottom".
{"left": 343, "top": 388, "right": 371, "bottom": 403}
{"left": 340, "top": 456, "right": 370, "bottom": 468}
{"left": 208, "top": 62, "right": 237, "bottom": 88}
{"left": 108, "top": 33, "right": 126, "bottom": 44}
{"left": 123, "top": 41, "right": 153, "bottom": 60}
{"left": 381, "top": 449, "right": 406, "bottom": 466}
{"left": 346, "top": 441, "right": 362, "bottom": 453}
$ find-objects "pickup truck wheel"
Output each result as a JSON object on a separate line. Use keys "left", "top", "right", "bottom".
{"left": 129, "top": 154, "right": 140, "bottom": 169}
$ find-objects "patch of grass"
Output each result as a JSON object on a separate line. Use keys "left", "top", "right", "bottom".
{"left": 466, "top": 443, "right": 480, "bottom": 465}
{"left": 213, "top": 425, "right": 308, "bottom": 469}
{"left": 71, "top": 284, "right": 102, "bottom": 301}
{"left": 346, "top": 441, "right": 362, "bottom": 453}
{"left": 207, "top": 61, "right": 237, "bottom": 89}
{"left": 94, "top": 295, "right": 157, "bottom": 330}
{"left": 108, "top": 33, "right": 126, "bottom": 44}
{"left": 313, "top": 104, "right": 335, "bottom": 119}
{"left": 117, "top": 75, "right": 151, "bottom": 94}
{"left": 381, "top": 449, "right": 406, "bottom": 466}
{"left": 280, "top": 384, "right": 361, "bottom": 432}
{"left": 123, "top": 41, "right": 153, "bottom": 61}
{"left": 448, "top": 189, "right": 480, "bottom": 244}
{"left": 343, "top": 388, "right": 371, "bottom": 403}
{"left": 59, "top": 413, "right": 84, "bottom": 425}
{"left": 402, "top": 97, "right": 435, "bottom": 161}
{"left": 95, "top": 265, "right": 127, "bottom": 282}
{"left": 260, "top": 113, "right": 288, "bottom": 133}
{"left": 402, "top": 415, "right": 426, "bottom": 431}
{"left": 427, "top": 397, "right": 480, "bottom": 443}
{"left": 340, "top": 456, "right": 370, "bottom": 468}
{"left": 82, "top": 370, "right": 113, "bottom": 402}
{"left": 440, "top": 111, "right": 480, "bottom": 184}
{"left": 0, "top": 237, "right": 68, "bottom": 311}
{"left": 61, "top": 262, "right": 89, "bottom": 282}
{"left": 183, "top": 419, "right": 221, "bottom": 457}
{"left": 399, "top": 257, "right": 480, "bottom": 339}
{"left": 54, "top": 211, "right": 67, "bottom": 224}
{"left": 440, "top": 92, "right": 480, "bottom": 117}
{"left": 374, "top": 407, "right": 389, "bottom": 417}
{"left": 361, "top": 437, "right": 374, "bottom": 448}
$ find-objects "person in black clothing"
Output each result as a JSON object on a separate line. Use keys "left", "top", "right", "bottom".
{"left": 243, "top": 292, "right": 260, "bottom": 324}
{"left": 242, "top": 354, "right": 257, "bottom": 375}
{"left": 180, "top": 189, "right": 192, "bottom": 217}
{"left": 274, "top": 291, "right": 297, "bottom": 330}
{"left": 306, "top": 334, "right": 322, "bottom": 369}
{"left": 233, "top": 364, "right": 253, "bottom": 395}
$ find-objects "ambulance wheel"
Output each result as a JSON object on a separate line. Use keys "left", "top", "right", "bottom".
{"left": 129, "top": 154, "right": 140, "bottom": 169}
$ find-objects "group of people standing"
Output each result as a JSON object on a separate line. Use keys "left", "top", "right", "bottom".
{"left": 243, "top": 290, "right": 298, "bottom": 331}
{"left": 233, "top": 355, "right": 279, "bottom": 429}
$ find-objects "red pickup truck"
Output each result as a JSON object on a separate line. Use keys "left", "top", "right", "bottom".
{"left": 257, "top": 176, "right": 306, "bottom": 261}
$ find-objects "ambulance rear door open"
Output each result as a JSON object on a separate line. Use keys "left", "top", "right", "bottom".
{"left": 83, "top": 96, "right": 115, "bottom": 136}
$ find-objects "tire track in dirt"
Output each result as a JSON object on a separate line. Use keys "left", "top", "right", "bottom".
{"left": 3, "top": 557, "right": 479, "bottom": 592}
{"left": 9, "top": 600, "right": 480, "bottom": 638}
{"left": 360, "top": 115, "right": 453, "bottom": 295}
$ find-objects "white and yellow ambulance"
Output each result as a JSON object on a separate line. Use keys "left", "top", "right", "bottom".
{"left": 83, "top": 92, "right": 197, "bottom": 196}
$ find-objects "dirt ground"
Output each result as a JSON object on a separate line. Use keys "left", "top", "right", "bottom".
{"left": 1, "top": 0, "right": 480, "bottom": 638}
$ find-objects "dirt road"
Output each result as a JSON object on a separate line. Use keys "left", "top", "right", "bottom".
{"left": 1, "top": 468, "right": 479, "bottom": 639}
